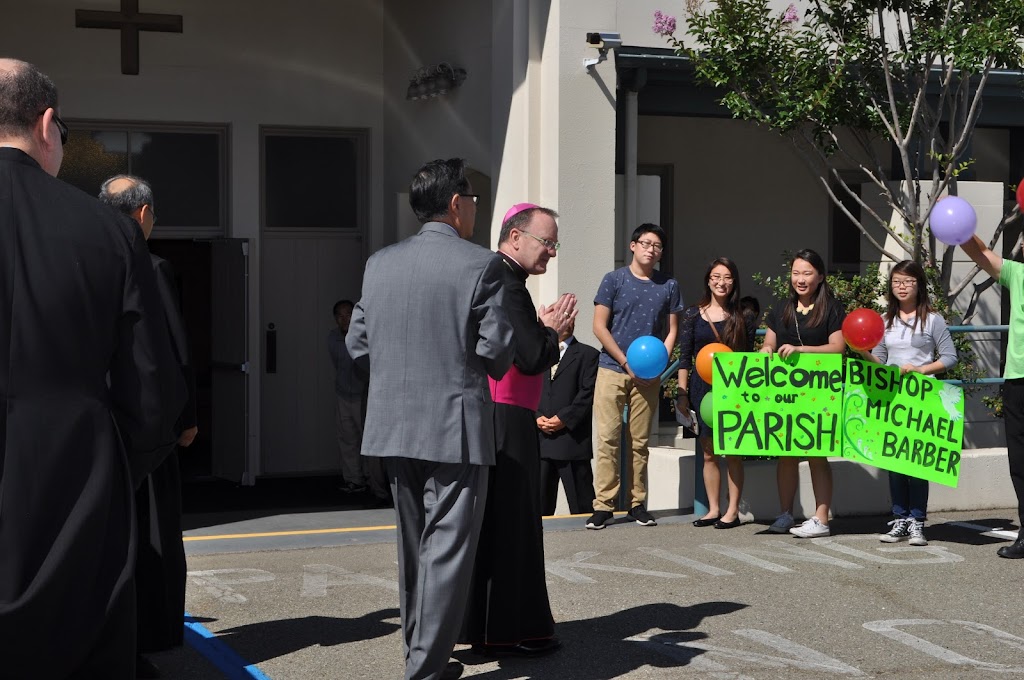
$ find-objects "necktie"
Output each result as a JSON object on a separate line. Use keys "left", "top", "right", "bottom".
{"left": 551, "top": 342, "right": 567, "bottom": 378}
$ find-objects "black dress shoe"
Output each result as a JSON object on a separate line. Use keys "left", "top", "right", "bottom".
{"left": 440, "top": 660, "right": 464, "bottom": 679}
{"left": 997, "top": 538, "right": 1024, "bottom": 559}
{"left": 692, "top": 516, "right": 721, "bottom": 527}
{"left": 136, "top": 654, "right": 161, "bottom": 679}
{"left": 714, "top": 517, "right": 742, "bottom": 529}
{"left": 473, "top": 637, "right": 562, "bottom": 658}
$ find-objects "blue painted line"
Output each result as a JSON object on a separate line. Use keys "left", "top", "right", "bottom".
{"left": 183, "top": 612, "right": 273, "bottom": 680}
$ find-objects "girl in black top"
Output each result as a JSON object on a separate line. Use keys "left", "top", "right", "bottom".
{"left": 677, "top": 257, "right": 756, "bottom": 528}
{"left": 760, "top": 249, "right": 846, "bottom": 538}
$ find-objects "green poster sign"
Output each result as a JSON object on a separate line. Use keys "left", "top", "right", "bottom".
{"left": 712, "top": 352, "right": 844, "bottom": 457}
{"left": 843, "top": 358, "right": 964, "bottom": 488}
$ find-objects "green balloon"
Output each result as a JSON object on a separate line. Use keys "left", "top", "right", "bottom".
{"left": 700, "top": 392, "right": 714, "bottom": 428}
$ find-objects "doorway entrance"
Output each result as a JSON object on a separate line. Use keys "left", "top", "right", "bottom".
{"left": 148, "top": 238, "right": 249, "bottom": 482}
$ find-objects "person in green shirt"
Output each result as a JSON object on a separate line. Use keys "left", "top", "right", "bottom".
{"left": 961, "top": 235, "right": 1024, "bottom": 559}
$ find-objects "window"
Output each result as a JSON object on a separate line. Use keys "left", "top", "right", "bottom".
{"left": 829, "top": 180, "right": 862, "bottom": 274}
{"left": 261, "top": 127, "right": 369, "bottom": 231}
{"left": 58, "top": 123, "right": 228, "bottom": 236}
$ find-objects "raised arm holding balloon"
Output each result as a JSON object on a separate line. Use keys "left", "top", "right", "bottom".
{"left": 677, "top": 257, "right": 756, "bottom": 529}
{"left": 957, "top": 188, "right": 1024, "bottom": 559}
{"left": 760, "top": 249, "right": 846, "bottom": 538}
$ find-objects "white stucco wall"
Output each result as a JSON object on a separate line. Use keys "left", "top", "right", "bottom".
{"left": 637, "top": 115, "right": 829, "bottom": 307}
{"left": 2, "top": 0, "right": 386, "bottom": 476}
{"left": 381, "top": 0, "right": 493, "bottom": 245}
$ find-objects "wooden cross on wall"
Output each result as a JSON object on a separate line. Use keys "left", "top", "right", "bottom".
{"left": 75, "top": 0, "right": 183, "bottom": 75}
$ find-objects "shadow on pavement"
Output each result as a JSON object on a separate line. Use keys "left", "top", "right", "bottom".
{"left": 928, "top": 517, "right": 1020, "bottom": 545}
{"left": 454, "top": 600, "right": 747, "bottom": 679}
{"left": 750, "top": 513, "right": 1019, "bottom": 545}
{"left": 207, "top": 609, "right": 401, "bottom": 664}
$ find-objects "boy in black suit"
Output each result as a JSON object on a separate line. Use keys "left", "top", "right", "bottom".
{"left": 536, "top": 320, "right": 600, "bottom": 515}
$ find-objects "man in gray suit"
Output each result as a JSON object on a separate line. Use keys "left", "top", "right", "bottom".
{"left": 347, "top": 158, "right": 515, "bottom": 680}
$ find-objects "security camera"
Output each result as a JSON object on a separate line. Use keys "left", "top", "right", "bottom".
{"left": 584, "top": 31, "right": 622, "bottom": 69}
{"left": 586, "top": 32, "right": 622, "bottom": 50}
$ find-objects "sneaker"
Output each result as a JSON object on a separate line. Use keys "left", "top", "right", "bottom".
{"left": 767, "top": 511, "right": 795, "bottom": 533}
{"left": 628, "top": 505, "right": 657, "bottom": 526}
{"left": 908, "top": 519, "right": 928, "bottom": 546}
{"left": 879, "top": 517, "right": 910, "bottom": 543}
{"left": 790, "top": 516, "right": 830, "bottom": 538}
{"left": 339, "top": 481, "right": 368, "bottom": 494}
{"left": 585, "top": 510, "right": 614, "bottom": 530}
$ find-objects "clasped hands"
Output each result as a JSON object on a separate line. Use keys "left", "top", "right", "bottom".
{"left": 539, "top": 293, "right": 578, "bottom": 335}
{"left": 536, "top": 415, "right": 565, "bottom": 434}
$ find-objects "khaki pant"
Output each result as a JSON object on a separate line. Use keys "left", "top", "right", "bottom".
{"left": 592, "top": 367, "right": 660, "bottom": 512}
{"left": 336, "top": 394, "right": 366, "bottom": 484}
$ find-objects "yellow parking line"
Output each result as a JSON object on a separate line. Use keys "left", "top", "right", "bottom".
{"left": 183, "top": 525, "right": 397, "bottom": 542}
{"left": 182, "top": 512, "right": 608, "bottom": 543}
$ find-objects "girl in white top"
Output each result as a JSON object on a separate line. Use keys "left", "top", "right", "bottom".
{"left": 855, "top": 260, "right": 957, "bottom": 545}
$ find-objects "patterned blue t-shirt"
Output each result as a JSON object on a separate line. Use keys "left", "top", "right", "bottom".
{"left": 594, "top": 266, "right": 684, "bottom": 373}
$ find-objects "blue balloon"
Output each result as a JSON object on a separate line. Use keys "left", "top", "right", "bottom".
{"left": 626, "top": 335, "right": 669, "bottom": 380}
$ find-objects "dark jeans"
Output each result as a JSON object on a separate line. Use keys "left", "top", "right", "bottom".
{"left": 1003, "top": 379, "right": 1024, "bottom": 528}
{"left": 888, "top": 471, "right": 928, "bottom": 520}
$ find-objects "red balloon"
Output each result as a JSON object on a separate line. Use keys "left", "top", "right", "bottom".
{"left": 842, "top": 308, "right": 885, "bottom": 351}
{"left": 1017, "top": 179, "right": 1024, "bottom": 211}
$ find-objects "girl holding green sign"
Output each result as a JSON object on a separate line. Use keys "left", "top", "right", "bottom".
{"left": 677, "top": 257, "right": 757, "bottom": 529}
{"left": 761, "top": 249, "right": 847, "bottom": 538}
{"left": 853, "top": 260, "right": 957, "bottom": 546}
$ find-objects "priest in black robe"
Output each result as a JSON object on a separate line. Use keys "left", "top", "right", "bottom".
{"left": 462, "top": 203, "right": 576, "bottom": 657}
{"left": 99, "top": 175, "right": 197, "bottom": 672}
{"left": 0, "top": 60, "right": 185, "bottom": 680}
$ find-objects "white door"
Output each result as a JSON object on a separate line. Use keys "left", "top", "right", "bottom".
{"left": 261, "top": 234, "right": 364, "bottom": 475}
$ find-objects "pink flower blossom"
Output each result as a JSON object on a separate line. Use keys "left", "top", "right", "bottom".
{"left": 782, "top": 3, "right": 800, "bottom": 24}
{"left": 653, "top": 10, "right": 677, "bottom": 37}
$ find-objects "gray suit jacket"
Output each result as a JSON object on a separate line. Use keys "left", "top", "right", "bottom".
{"left": 347, "top": 221, "right": 515, "bottom": 465}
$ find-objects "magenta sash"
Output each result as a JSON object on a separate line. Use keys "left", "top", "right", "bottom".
{"left": 489, "top": 365, "right": 543, "bottom": 411}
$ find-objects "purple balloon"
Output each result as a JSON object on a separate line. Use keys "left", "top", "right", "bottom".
{"left": 930, "top": 196, "right": 977, "bottom": 245}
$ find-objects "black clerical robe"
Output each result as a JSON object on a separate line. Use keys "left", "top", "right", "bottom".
{"left": 135, "top": 255, "right": 196, "bottom": 652}
{"left": 462, "top": 253, "right": 559, "bottom": 646}
{"left": 0, "top": 148, "right": 185, "bottom": 679}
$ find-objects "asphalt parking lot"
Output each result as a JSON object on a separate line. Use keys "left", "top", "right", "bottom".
{"left": 154, "top": 505, "right": 1024, "bottom": 679}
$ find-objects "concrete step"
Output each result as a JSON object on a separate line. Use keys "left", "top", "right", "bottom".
{"left": 553, "top": 445, "right": 1016, "bottom": 521}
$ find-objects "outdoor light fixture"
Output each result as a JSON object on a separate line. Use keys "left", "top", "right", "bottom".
{"left": 406, "top": 63, "right": 467, "bottom": 101}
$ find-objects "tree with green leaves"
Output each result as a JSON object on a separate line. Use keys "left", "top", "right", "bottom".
{"left": 654, "top": 0, "right": 1024, "bottom": 318}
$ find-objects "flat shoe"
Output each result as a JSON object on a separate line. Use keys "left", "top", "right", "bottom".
{"left": 714, "top": 517, "right": 742, "bottom": 529}
{"left": 997, "top": 540, "right": 1024, "bottom": 559}
{"left": 692, "top": 516, "right": 721, "bottom": 527}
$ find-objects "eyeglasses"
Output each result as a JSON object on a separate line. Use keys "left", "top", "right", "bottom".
{"left": 520, "top": 230, "right": 560, "bottom": 251}
{"left": 892, "top": 278, "right": 917, "bottom": 289}
{"left": 709, "top": 275, "right": 734, "bottom": 283}
{"left": 459, "top": 193, "right": 479, "bottom": 205}
{"left": 634, "top": 239, "right": 663, "bottom": 252}
{"left": 38, "top": 109, "right": 69, "bottom": 146}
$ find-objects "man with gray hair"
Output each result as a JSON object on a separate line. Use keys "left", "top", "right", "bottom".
{"left": 99, "top": 174, "right": 198, "bottom": 675}
{"left": 0, "top": 59, "right": 184, "bottom": 678}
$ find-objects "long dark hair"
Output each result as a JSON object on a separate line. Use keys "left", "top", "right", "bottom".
{"left": 697, "top": 257, "right": 747, "bottom": 350}
{"left": 781, "top": 248, "right": 835, "bottom": 328}
{"left": 885, "top": 260, "right": 932, "bottom": 330}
